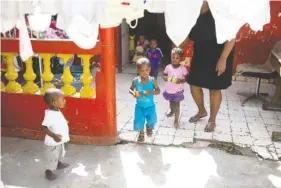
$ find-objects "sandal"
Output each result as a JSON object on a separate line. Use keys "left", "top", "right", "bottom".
{"left": 137, "top": 131, "right": 145, "bottom": 142}
{"left": 189, "top": 112, "right": 207, "bottom": 123}
{"left": 204, "top": 121, "right": 216, "bottom": 132}
{"left": 146, "top": 124, "right": 153, "bottom": 137}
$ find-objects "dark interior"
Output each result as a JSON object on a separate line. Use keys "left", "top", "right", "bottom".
{"left": 129, "top": 11, "right": 172, "bottom": 65}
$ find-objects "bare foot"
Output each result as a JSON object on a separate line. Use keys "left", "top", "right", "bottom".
{"left": 166, "top": 111, "right": 174, "bottom": 118}
{"left": 45, "top": 170, "right": 57, "bottom": 181}
{"left": 57, "top": 161, "right": 70, "bottom": 170}
{"left": 137, "top": 131, "right": 145, "bottom": 142}
{"left": 189, "top": 111, "right": 207, "bottom": 123}
{"left": 174, "top": 121, "right": 179, "bottom": 128}
{"left": 204, "top": 122, "right": 216, "bottom": 132}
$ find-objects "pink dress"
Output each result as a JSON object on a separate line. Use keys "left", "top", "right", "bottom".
{"left": 163, "top": 64, "right": 187, "bottom": 102}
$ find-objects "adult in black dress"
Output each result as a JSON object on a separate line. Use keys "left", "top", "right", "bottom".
{"left": 185, "top": 2, "right": 235, "bottom": 132}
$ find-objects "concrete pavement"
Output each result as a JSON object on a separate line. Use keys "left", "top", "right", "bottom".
{"left": 116, "top": 70, "right": 281, "bottom": 160}
{"left": 1, "top": 137, "right": 281, "bottom": 188}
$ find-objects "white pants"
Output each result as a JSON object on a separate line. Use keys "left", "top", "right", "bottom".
{"left": 44, "top": 144, "right": 66, "bottom": 171}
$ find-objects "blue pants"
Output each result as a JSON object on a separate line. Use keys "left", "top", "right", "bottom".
{"left": 134, "top": 105, "right": 157, "bottom": 131}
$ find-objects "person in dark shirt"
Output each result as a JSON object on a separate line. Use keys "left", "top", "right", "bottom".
{"left": 145, "top": 39, "right": 163, "bottom": 79}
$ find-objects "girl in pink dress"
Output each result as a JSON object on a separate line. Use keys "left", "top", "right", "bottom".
{"left": 163, "top": 48, "right": 188, "bottom": 128}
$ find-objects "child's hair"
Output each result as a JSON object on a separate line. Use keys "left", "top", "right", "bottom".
{"left": 150, "top": 39, "right": 157, "bottom": 44}
{"left": 43, "top": 88, "right": 63, "bottom": 107}
{"left": 171, "top": 47, "right": 184, "bottom": 58}
{"left": 136, "top": 57, "right": 150, "bottom": 69}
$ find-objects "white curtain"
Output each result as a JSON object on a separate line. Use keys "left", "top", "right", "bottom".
{"left": 0, "top": 0, "right": 271, "bottom": 60}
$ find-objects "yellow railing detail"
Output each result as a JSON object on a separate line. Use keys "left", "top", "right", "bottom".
{"left": 1, "top": 52, "right": 97, "bottom": 98}
{"left": 23, "top": 56, "right": 39, "bottom": 94}
{"left": 80, "top": 55, "right": 95, "bottom": 98}
{"left": 58, "top": 54, "right": 76, "bottom": 96}
{"left": 40, "top": 53, "right": 55, "bottom": 94}
{"left": 1, "top": 71, "right": 5, "bottom": 91}
{"left": 2, "top": 53, "right": 21, "bottom": 93}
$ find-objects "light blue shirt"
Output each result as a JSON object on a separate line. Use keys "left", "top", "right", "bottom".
{"left": 134, "top": 76, "right": 155, "bottom": 108}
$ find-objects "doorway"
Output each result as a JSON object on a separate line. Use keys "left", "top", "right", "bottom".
{"left": 127, "top": 11, "right": 172, "bottom": 66}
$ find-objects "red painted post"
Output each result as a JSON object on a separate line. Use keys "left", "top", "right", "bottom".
{"left": 99, "top": 28, "right": 117, "bottom": 143}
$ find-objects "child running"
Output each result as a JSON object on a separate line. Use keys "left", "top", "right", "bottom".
{"left": 130, "top": 57, "right": 160, "bottom": 142}
{"left": 41, "top": 88, "right": 70, "bottom": 181}
{"left": 145, "top": 39, "right": 163, "bottom": 79}
{"left": 163, "top": 48, "right": 188, "bottom": 128}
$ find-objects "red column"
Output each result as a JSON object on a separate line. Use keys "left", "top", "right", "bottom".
{"left": 99, "top": 28, "right": 117, "bottom": 143}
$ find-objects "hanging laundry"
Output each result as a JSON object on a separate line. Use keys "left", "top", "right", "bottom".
{"left": 207, "top": 0, "right": 270, "bottom": 43}
{"left": 100, "top": 0, "right": 145, "bottom": 28}
{"left": 0, "top": 1, "right": 20, "bottom": 33}
{"left": 56, "top": 0, "right": 105, "bottom": 49}
{"left": 164, "top": 0, "right": 203, "bottom": 46}
{"left": 28, "top": 13, "right": 52, "bottom": 32}
{"left": 16, "top": 18, "right": 34, "bottom": 61}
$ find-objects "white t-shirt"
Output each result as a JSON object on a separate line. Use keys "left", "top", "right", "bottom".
{"left": 42, "top": 109, "right": 70, "bottom": 146}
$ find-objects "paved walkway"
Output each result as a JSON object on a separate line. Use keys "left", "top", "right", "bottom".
{"left": 116, "top": 68, "right": 281, "bottom": 161}
{"left": 2, "top": 137, "right": 281, "bottom": 188}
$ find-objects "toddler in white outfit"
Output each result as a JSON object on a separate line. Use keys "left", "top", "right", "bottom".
{"left": 41, "top": 88, "right": 70, "bottom": 181}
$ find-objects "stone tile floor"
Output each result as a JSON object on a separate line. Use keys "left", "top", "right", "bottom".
{"left": 116, "top": 67, "right": 281, "bottom": 160}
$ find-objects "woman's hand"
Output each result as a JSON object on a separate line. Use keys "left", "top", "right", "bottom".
{"left": 163, "top": 76, "right": 168, "bottom": 81}
{"left": 181, "top": 57, "right": 191, "bottom": 67}
{"left": 216, "top": 57, "right": 227, "bottom": 76}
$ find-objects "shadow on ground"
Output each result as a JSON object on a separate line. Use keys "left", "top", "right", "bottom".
{"left": 1, "top": 137, "right": 281, "bottom": 188}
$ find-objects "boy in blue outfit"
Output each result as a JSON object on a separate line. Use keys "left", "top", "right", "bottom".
{"left": 145, "top": 39, "right": 163, "bottom": 79}
{"left": 129, "top": 57, "right": 160, "bottom": 142}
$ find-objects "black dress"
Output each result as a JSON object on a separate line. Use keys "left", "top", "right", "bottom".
{"left": 187, "top": 10, "right": 234, "bottom": 90}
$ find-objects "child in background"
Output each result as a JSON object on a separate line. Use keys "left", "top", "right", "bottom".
{"left": 145, "top": 39, "right": 163, "bottom": 79}
{"left": 163, "top": 48, "right": 188, "bottom": 128}
{"left": 130, "top": 58, "right": 160, "bottom": 142}
{"left": 132, "top": 46, "right": 145, "bottom": 64}
{"left": 41, "top": 88, "right": 70, "bottom": 181}
{"left": 137, "top": 34, "right": 149, "bottom": 51}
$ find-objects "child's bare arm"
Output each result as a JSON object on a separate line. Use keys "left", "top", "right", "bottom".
{"left": 41, "top": 126, "right": 61, "bottom": 142}
{"left": 129, "top": 81, "right": 136, "bottom": 96}
{"left": 152, "top": 79, "right": 160, "bottom": 95}
{"left": 163, "top": 73, "right": 168, "bottom": 81}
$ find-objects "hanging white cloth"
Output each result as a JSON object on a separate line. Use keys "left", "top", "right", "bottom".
{"left": 163, "top": 0, "right": 270, "bottom": 46}
{"left": 164, "top": 0, "right": 203, "bottom": 47}
{"left": 16, "top": 18, "right": 34, "bottom": 61}
{"left": 100, "top": 0, "right": 123, "bottom": 28}
{"left": 67, "top": 15, "right": 99, "bottom": 49}
{"left": 28, "top": 12, "right": 52, "bottom": 32}
{"left": 56, "top": 0, "right": 104, "bottom": 49}
{"left": 100, "top": 0, "right": 145, "bottom": 28}
{"left": 207, "top": 0, "right": 270, "bottom": 43}
{"left": 0, "top": 0, "right": 272, "bottom": 59}
{"left": 0, "top": 1, "right": 20, "bottom": 33}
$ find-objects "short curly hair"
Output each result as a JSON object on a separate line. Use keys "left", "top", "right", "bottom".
{"left": 43, "top": 88, "right": 63, "bottom": 107}
{"left": 171, "top": 47, "right": 184, "bottom": 58}
{"left": 136, "top": 57, "right": 150, "bottom": 69}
